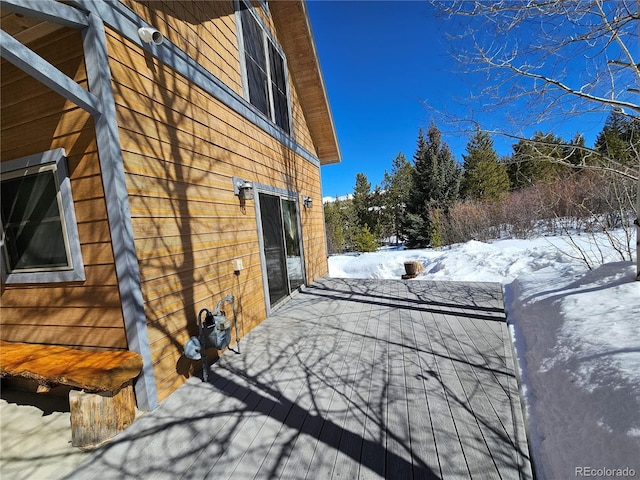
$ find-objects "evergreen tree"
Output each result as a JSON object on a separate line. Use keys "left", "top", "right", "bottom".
{"left": 381, "top": 152, "right": 414, "bottom": 243}
{"left": 595, "top": 111, "right": 640, "bottom": 165}
{"left": 352, "top": 172, "right": 374, "bottom": 230}
{"left": 353, "top": 225, "right": 379, "bottom": 252}
{"left": 369, "top": 185, "right": 385, "bottom": 238}
{"left": 340, "top": 197, "right": 358, "bottom": 250}
{"left": 565, "top": 132, "right": 589, "bottom": 168}
{"left": 323, "top": 195, "right": 360, "bottom": 253}
{"left": 462, "top": 129, "right": 510, "bottom": 200}
{"left": 507, "top": 132, "right": 566, "bottom": 189}
{"left": 323, "top": 198, "right": 346, "bottom": 254}
{"left": 405, "top": 124, "right": 460, "bottom": 248}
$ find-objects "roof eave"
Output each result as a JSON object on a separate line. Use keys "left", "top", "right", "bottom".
{"left": 270, "top": 0, "right": 341, "bottom": 165}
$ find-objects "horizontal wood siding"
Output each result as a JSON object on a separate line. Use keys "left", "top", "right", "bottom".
{"left": 302, "top": 201, "right": 329, "bottom": 283}
{"left": 0, "top": 29, "right": 127, "bottom": 351}
{"left": 107, "top": 23, "right": 327, "bottom": 400}
{"left": 118, "top": 0, "right": 317, "bottom": 156}
{"left": 120, "top": 0, "right": 243, "bottom": 98}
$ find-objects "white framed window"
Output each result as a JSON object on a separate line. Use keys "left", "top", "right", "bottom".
{"left": 1, "top": 148, "right": 85, "bottom": 283}
{"left": 237, "top": 0, "right": 291, "bottom": 134}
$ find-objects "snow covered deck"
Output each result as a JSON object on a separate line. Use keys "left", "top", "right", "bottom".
{"left": 69, "top": 278, "right": 532, "bottom": 479}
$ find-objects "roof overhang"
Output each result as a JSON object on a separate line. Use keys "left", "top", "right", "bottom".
{"left": 0, "top": 3, "right": 67, "bottom": 45}
{"left": 270, "top": 0, "right": 341, "bottom": 165}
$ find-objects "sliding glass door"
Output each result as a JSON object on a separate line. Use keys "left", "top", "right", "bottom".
{"left": 258, "top": 192, "right": 304, "bottom": 307}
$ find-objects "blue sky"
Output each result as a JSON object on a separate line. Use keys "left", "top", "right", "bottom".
{"left": 306, "top": 1, "right": 608, "bottom": 199}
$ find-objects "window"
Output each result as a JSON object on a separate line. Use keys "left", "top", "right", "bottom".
{"left": 238, "top": 1, "right": 290, "bottom": 134}
{"left": 1, "top": 148, "right": 85, "bottom": 283}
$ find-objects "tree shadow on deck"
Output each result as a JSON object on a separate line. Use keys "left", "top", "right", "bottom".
{"left": 68, "top": 278, "right": 531, "bottom": 480}
{"left": 301, "top": 277, "right": 507, "bottom": 322}
{"left": 66, "top": 324, "right": 440, "bottom": 479}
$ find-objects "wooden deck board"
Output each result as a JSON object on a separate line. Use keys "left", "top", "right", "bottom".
{"left": 404, "top": 307, "right": 441, "bottom": 479}
{"left": 255, "top": 299, "right": 359, "bottom": 479}
{"left": 385, "top": 283, "right": 412, "bottom": 480}
{"left": 68, "top": 278, "right": 532, "bottom": 480}
{"left": 355, "top": 300, "right": 390, "bottom": 480}
{"left": 302, "top": 301, "right": 366, "bottom": 480}
{"left": 328, "top": 300, "right": 375, "bottom": 480}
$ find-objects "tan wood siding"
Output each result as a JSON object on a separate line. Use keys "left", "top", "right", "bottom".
{"left": 120, "top": 0, "right": 243, "bottom": 97}
{"left": 118, "top": 0, "right": 317, "bottom": 156}
{"left": 0, "top": 29, "right": 127, "bottom": 351}
{"left": 107, "top": 26, "right": 327, "bottom": 401}
{"left": 302, "top": 205, "right": 329, "bottom": 282}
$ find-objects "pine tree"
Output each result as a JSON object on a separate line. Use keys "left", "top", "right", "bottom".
{"left": 506, "top": 132, "right": 572, "bottom": 189}
{"left": 340, "top": 197, "right": 357, "bottom": 250}
{"left": 507, "top": 133, "right": 553, "bottom": 189}
{"left": 462, "top": 130, "right": 510, "bottom": 200}
{"left": 405, "top": 124, "right": 460, "bottom": 248}
{"left": 595, "top": 111, "right": 640, "bottom": 165}
{"left": 381, "top": 152, "right": 414, "bottom": 243}
{"left": 353, "top": 225, "right": 379, "bottom": 252}
{"left": 352, "top": 172, "right": 374, "bottom": 229}
{"left": 323, "top": 198, "right": 345, "bottom": 254}
{"left": 565, "top": 133, "right": 589, "bottom": 168}
{"left": 370, "top": 185, "right": 385, "bottom": 238}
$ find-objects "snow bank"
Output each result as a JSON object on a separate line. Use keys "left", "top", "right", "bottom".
{"left": 329, "top": 235, "right": 589, "bottom": 283}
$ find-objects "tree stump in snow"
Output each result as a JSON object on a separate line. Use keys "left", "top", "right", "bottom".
{"left": 402, "top": 260, "right": 423, "bottom": 279}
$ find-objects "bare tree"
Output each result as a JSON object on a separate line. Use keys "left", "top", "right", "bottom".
{"left": 436, "top": 0, "right": 640, "bottom": 279}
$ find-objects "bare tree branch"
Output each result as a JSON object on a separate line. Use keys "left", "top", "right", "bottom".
{"left": 433, "top": 0, "right": 640, "bottom": 278}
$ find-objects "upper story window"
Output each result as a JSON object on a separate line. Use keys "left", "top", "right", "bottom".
{"left": 1, "top": 148, "right": 85, "bottom": 284}
{"left": 237, "top": 1, "right": 290, "bottom": 134}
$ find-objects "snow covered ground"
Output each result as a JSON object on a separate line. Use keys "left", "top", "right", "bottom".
{"left": 329, "top": 230, "right": 640, "bottom": 479}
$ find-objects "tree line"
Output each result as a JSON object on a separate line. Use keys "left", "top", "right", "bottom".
{"left": 324, "top": 111, "right": 638, "bottom": 258}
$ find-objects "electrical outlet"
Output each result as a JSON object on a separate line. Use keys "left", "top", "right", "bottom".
{"left": 232, "top": 259, "right": 243, "bottom": 271}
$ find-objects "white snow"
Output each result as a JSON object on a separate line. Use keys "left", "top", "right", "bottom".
{"left": 322, "top": 193, "right": 353, "bottom": 204}
{"left": 328, "top": 229, "right": 640, "bottom": 478}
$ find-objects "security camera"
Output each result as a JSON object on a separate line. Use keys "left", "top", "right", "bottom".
{"left": 138, "top": 27, "right": 164, "bottom": 45}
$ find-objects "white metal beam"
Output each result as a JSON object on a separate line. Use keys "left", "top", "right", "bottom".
{"left": 0, "top": 30, "right": 100, "bottom": 116}
{"left": 0, "top": 0, "right": 89, "bottom": 29}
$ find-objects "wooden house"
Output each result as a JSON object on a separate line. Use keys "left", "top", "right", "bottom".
{"left": 1, "top": 0, "right": 340, "bottom": 411}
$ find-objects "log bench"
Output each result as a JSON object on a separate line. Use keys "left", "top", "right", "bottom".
{"left": 0, "top": 340, "right": 143, "bottom": 449}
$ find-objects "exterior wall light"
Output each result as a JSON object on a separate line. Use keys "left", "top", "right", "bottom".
{"left": 138, "top": 27, "right": 164, "bottom": 45}
{"left": 233, "top": 177, "right": 254, "bottom": 201}
{"left": 239, "top": 181, "right": 254, "bottom": 201}
{"left": 302, "top": 195, "right": 313, "bottom": 209}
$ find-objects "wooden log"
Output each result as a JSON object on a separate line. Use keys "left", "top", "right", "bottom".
{"left": 0, "top": 341, "right": 142, "bottom": 392}
{"left": 69, "top": 383, "right": 136, "bottom": 449}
